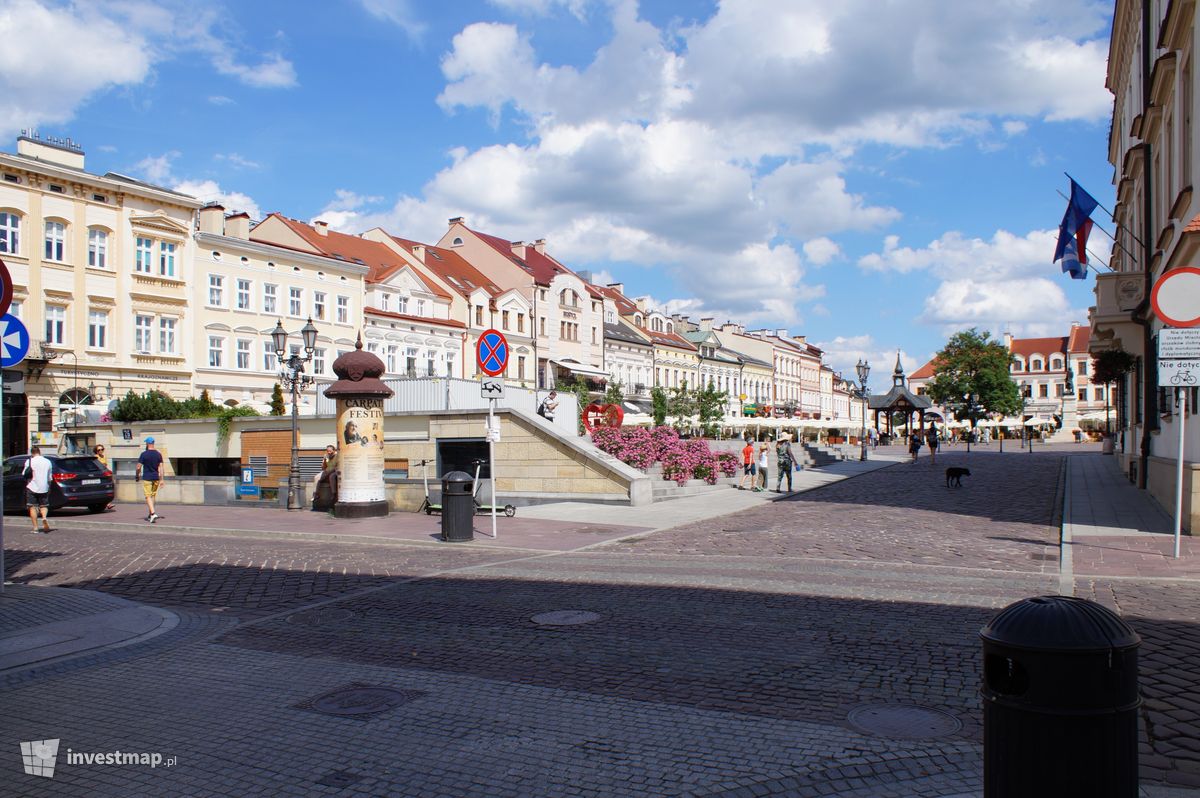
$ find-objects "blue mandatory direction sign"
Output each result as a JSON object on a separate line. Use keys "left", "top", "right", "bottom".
{"left": 476, "top": 328, "right": 509, "bottom": 377}
{"left": 0, "top": 313, "right": 30, "bottom": 368}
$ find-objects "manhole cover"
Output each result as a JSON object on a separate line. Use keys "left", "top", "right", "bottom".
{"left": 296, "top": 683, "right": 426, "bottom": 718}
{"left": 846, "top": 704, "right": 962, "bottom": 739}
{"left": 531, "top": 610, "right": 602, "bottom": 626}
{"left": 316, "top": 769, "right": 365, "bottom": 788}
{"left": 286, "top": 607, "right": 357, "bottom": 626}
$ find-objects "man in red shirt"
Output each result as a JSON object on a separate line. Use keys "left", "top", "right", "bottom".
{"left": 738, "top": 438, "right": 756, "bottom": 490}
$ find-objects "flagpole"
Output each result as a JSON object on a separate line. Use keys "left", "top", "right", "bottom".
{"left": 1064, "top": 172, "right": 1148, "bottom": 251}
{"left": 1055, "top": 188, "right": 1126, "bottom": 269}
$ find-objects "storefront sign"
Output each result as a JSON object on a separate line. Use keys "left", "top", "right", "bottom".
{"left": 336, "top": 397, "right": 386, "bottom": 503}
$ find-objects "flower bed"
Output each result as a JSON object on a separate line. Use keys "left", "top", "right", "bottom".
{"left": 592, "top": 426, "right": 740, "bottom": 485}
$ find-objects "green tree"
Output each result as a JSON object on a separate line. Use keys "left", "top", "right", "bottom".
{"left": 668, "top": 379, "right": 695, "bottom": 432}
{"left": 568, "top": 376, "right": 591, "bottom": 434}
{"left": 695, "top": 378, "right": 728, "bottom": 438}
{"left": 650, "top": 385, "right": 668, "bottom": 427}
{"left": 926, "top": 328, "right": 1022, "bottom": 431}
{"left": 604, "top": 379, "right": 625, "bottom": 406}
{"left": 269, "top": 383, "right": 286, "bottom": 416}
{"left": 1092, "top": 349, "right": 1136, "bottom": 386}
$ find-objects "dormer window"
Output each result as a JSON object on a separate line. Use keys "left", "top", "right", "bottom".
{"left": 451, "top": 237, "right": 464, "bottom": 246}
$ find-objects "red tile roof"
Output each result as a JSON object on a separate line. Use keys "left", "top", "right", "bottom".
{"left": 471, "top": 228, "right": 603, "bottom": 298}
{"left": 1067, "top": 324, "right": 1091, "bottom": 353}
{"left": 1009, "top": 336, "right": 1068, "bottom": 358}
{"left": 364, "top": 307, "right": 466, "bottom": 329}
{"left": 388, "top": 235, "right": 502, "bottom": 298}
{"left": 259, "top": 215, "right": 452, "bottom": 300}
{"left": 592, "top": 284, "right": 640, "bottom": 316}
{"left": 909, "top": 358, "right": 938, "bottom": 380}
{"left": 644, "top": 328, "right": 697, "bottom": 351}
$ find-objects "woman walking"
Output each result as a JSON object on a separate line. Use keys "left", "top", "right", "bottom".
{"left": 908, "top": 430, "right": 923, "bottom": 462}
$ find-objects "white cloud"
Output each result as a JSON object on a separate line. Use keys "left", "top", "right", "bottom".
{"left": 360, "top": 0, "right": 426, "bottom": 38}
{"left": 174, "top": 179, "right": 262, "bottom": 220}
{"left": 208, "top": 95, "right": 234, "bottom": 106}
{"left": 811, "top": 334, "right": 920, "bottom": 384}
{"left": 215, "top": 153, "right": 261, "bottom": 170}
{"left": 858, "top": 229, "right": 1061, "bottom": 281}
{"left": 135, "top": 151, "right": 180, "bottom": 185}
{"left": 920, "top": 278, "right": 1086, "bottom": 339}
{"left": 488, "top": 0, "right": 593, "bottom": 19}
{"left": 803, "top": 238, "right": 841, "bottom": 266}
{"left": 0, "top": 0, "right": 152, "bottom": 137}
{"left": 1002, "top": 120, "right": 1028, "bottom": 136}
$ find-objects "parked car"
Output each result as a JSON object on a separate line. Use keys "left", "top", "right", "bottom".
{"left": 3, "top": 454, "right": 114, "bottom": 513}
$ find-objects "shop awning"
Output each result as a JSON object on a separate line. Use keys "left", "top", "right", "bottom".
{"left": 550, "top": 359, "right": 609, "bottom": 380}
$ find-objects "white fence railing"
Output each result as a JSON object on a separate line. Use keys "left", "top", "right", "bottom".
{"left": 313, "top": 377, "right": 579, "bottom": 436}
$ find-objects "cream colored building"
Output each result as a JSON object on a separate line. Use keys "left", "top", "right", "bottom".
{"left": 0, "top": 134, "right": 201, "bottom": 455}
{"left": 190, "top": 208, "right": 367, "bottom": 410}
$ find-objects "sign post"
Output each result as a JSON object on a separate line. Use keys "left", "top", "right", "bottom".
{"left": 0, "top": 310, "right": 31, "bottom": 594}
{"left": 475, "top": 329, "right": 509, "bottom": 540}
{"left": 1156, "top": 318, "right": 1200, "bottom": 559}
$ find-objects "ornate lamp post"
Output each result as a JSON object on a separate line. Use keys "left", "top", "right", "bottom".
{"left": 272, "top": 317, "right": 319, "bottom": 511}
{"left": 855, "top": 359, "right": 870, "bottom": 461}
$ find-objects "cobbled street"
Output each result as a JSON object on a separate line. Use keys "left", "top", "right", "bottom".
{"left": 2, "top": 449, "right": 1198, "bottom": 797}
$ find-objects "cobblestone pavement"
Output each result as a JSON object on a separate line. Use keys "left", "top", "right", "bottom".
{"left": 2, "top": 450, "right": 1198, "bottom": 796}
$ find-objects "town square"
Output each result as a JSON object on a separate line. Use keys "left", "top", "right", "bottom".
{"left": 2, "top": 1, "right": 1200, "bottom": 795}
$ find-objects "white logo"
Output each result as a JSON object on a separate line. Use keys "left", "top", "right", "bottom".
{"left": 20, "top": 739, "right": 60, "bottom": 778}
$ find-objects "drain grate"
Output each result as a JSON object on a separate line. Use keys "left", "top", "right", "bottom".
{"left": 1029, "top": 552, "right": 1059, "bottom": 561}
{"left": 296, "top": 683, "right": 426, "bottom": 718}
{"left": 846, "top": 704, "right": 962, "bottom": 740}
{"left": 316, "top": 769, "right": 365, "bottom": 788}
{"left": 531, "top": 610, "right": 602, "bottom": 627}
{"left": 287, "top": 607, "right": 357, "bottom": 626}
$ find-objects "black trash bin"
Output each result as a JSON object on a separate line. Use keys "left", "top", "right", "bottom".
{"left": 980, "top": 595, "right": 1140, "bottom": 797}
{"left": 440, "top": 471, "right": 475, "bottom": 542}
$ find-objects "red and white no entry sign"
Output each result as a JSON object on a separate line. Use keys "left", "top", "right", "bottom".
{"left": 1152, "top": 267, "right": 1200, "bottom": 327}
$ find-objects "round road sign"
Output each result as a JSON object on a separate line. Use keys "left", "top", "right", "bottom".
{"left": 0, "top": 258, "right": 11, "bottom": 319}
{"left": 476, "top": 329, "right": 509, "bottom": 377}
{"left": 0, "top": 313, "right": 30, "bottom": 368}
{"left": 1152, "top": 267, "right": 1200, "bottom": 327}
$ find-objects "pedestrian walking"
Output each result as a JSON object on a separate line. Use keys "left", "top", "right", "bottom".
{"left": 775, "top": 435, "right": 795, "bottom": 493}
{"left": 135, "top": 437, "right": 165, "bottom": 523}
{"left": 23, "top": 445, "right": 53, "bottom": 533}
{"left": 926, "top": 422, "right": 940, "bottom": 465}
{"left": 908, "top": 430, "right": 923, "bottom": 462}
{"left": 756, "top": 443, "right": 770, "bottom": 491}
{"left": 738, "top": 437, "right": 756, "bottom": 490}
{"left": 537, "top": 390, "right": 558, "bottom": 422}
{"left": 93, "top": 444, "right": 115, "bottom": 510}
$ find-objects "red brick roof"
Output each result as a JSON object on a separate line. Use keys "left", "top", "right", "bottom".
{"left": 1009, "top": 336, "right": 1068, "bottom": 359}
{"left": 260, "top": 215, "right": 451, "bottom": 300}
{"left": 364, "top": 307, "right": 466, "bottom": 329}
{"left": 1067, "top": 324, "right": 1091, "bottom": 353}
{"left": 592, "top": 284, "right": 640, "bottom": 316}
{"left": 909, "top": 358, "right": 938, "bottom": 380}
{"left": 471, "top": 229, "right": 602, "bottom": 298}
{"left": 387, "top": 235, "right": 502, "bottom": 298}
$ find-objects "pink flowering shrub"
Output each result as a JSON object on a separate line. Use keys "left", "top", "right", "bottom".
{"left": 593, "top": 425, "right": 735, "bottom": 484}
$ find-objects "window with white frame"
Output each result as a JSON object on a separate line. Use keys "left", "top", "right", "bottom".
{"left": 87, "top": 229, "right": 108, "bottom": 268}
{"left": 135, "top": 237, "right": 153, "bottom": 273}
{"left": 134, "top": 314, "right": 153, "bottom": 353}
{"left": 208, "top": 335, "right": 224, "bottom": 368}
{"left": 159, "top": 241, "right": 176, "bottom": 277}
{"left": 313, "top": 291, "right": 326, "bottom": 321}
{"left": 397, "top": 296, "right": 408, "bottom": 314}
{"left": 236, "top": 339, "right": 252, "bottom": 369}
{"left": 44, "top": 221, "right": 65, "bottom": 261}
{"left": 386, "top": 346, "right": 397, "bottom": 373}
{"left": 416, "top": 299, "right": 426, "bottom": 317}
{"left": 262, "top": 340, "right": 276, "bottom": 371}
{"left": 44, "top": 305, "right": 65, "bottom": 344}
{"left": 208, "top": 274, "right": 224, "bottom": 307}
{"left": 313, "top": 347, "right": 326, "bottom": 376}
{"left": 0, "top": 212, "right": 19, "bottom": 254}
{"left": 159, "top": 317, "right": 176, "bottom": 354}
{"left": 263, "top": 283, "right": 278, "bottom": 314}
{"left": 236, "top": 279, "right": 252, "bottom": 310}
{"left": 426, "top": 351, "right": 436, "bottom": 376}
{"left": 406, "top": 347, "right": 417, "bottom": 376}
{"left": 380, "top": 293, "right": 390, "bottom": 312}
{"left": 336, "top": 295, "right": 349, "bottom": 323}
{"left": 447, "top": 352, "right": 456, "bottom": 377}
{"left": 87, "top": 310, "right": 108, "bottom": 348}
{"left": 289, "top": 287, "right": 302, "bottom": 317}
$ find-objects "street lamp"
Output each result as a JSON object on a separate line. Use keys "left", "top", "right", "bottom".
{"left": 1024, "top": 384, "right": 1033, "bottom": 453}
{"left": 273, "top": 317, "right": 319, "bottom": 511}
{"left": 855, "top": 359, "right": 870, "bottom": 461}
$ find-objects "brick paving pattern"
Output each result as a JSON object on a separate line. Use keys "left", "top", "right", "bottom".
{"left": 1, "top": 449, "right": 1198, "bottom": 796}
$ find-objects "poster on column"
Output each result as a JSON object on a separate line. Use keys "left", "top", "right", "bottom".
{"left": 336, "top": 397, "right": 386, "bottom": 503}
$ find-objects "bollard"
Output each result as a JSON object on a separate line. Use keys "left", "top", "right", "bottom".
{"left": 980, "top": 595, "right": 1140, "bottom": 797}
{"left": 440, "top": 471, "right": 475, "bottom": 542}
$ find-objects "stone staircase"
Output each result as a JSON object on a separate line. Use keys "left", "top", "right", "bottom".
{"left": 644, "top": 464, "right": 741, "bottom": 502}
{"left": 798, "top": 442, "right": 844, "bottom": 468}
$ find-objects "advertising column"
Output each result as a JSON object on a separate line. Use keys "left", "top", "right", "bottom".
{"left": 324, "top": 335, "right": 393, "bottom": 518}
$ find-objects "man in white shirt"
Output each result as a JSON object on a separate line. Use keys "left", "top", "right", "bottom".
{"left": 24, "top": 446, "right": 53, "bottom": 533}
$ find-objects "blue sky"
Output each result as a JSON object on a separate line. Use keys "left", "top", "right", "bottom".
{"left": 1, "top": 0, "right": 1116, "bottom": 379}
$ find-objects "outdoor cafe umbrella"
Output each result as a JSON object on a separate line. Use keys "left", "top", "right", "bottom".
{"left": 1024, "top": 416, "right": 1054, "bottom": 426}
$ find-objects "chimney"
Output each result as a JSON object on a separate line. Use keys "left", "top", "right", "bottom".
{"left": 510, "top": 241, "right": 527, "bottom": 258}
{"left": 1003, "top": 332, "right": 1014, "bottom": 350}
{"left": 198, "top": 203, "right": 225, "bottom": 235}
{"left": 700, "top": 317, "right": 713, "bottom": 331}
{"left": 576, "top": 269, "right": 593, "bottom": 283}
{"left": 776, "top": 328, "right": 788, "bottom": 338}
{"left": 607, "top": 282, "right": 625, "bottom": 295}
{"left": 448, "top": 216, "right": 464, "bottom": 226}
{"left": 225, "top": 212, "right": 250, "bottom": 239}
{"left": 411, "top": 244, "right": 425, "bottom": 263}
{"left": 533, "top": 238, "right": 546, "bottom": 254}
{"left": 313, "top": 220, "right": 329, "bottom": 236}
{"left": 634, "top": 297, "right": 649, "bottom": 312}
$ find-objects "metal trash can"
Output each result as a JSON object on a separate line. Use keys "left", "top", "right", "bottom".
{"left": 440, "top": 471, "right": 475, "bottom": 542}
{"left": 980, "top": 595, "right": 1140, "bottom": 797}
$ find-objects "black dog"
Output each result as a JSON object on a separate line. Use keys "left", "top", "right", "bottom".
{"left": 945, "top": 467, "right": 971, "bottom": 487}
